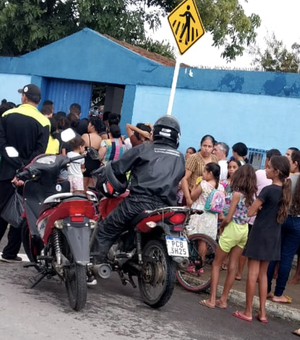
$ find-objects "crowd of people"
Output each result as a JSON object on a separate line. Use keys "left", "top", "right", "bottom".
{"left": 0, "top": 84, "right": 300, "bottom": 335}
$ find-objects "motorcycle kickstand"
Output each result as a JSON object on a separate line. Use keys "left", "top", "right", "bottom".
{"left": 29, "top": 270, "right": 48, "bottom": 288}
{"left": 118, "top": 271, "right": 136, "bottom": 288}
{"left": 128, "top": 274, "right": 137, "bottom": 289}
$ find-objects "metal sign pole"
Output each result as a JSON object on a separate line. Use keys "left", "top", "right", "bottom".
{"left": 166, "top": 57, "right": 181, "bottom": 116}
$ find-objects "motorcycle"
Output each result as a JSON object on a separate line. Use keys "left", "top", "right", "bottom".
{"left": 6, "top": 133, "right": 98, "bottom": 311}
{"left": 88, "top": 166, "right": 198, "bottom": 308}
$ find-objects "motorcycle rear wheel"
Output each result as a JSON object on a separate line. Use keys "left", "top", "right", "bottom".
{"left": 176, "top": 233, "right": 217, "bottom": 292}
{"left": 63, "top": 238, "right": 87, "bottom": 311}
{"left": 138, "top": 239, "right": 176, "bottom": 308}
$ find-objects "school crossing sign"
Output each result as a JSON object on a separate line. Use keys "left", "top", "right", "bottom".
{"left": 168, "top": 0, "right": 205, "bottom": 55}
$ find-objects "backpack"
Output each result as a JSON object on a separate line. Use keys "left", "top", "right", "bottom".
{"left": 204, "top": 189, "right": 226, "bottom": 214}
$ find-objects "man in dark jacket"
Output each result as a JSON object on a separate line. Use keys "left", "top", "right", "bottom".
{"left": 0, "top": 84, "right": 50, "bottom": 262}
{"left": 93, "top": 115, "right": 185, "bottom": 264}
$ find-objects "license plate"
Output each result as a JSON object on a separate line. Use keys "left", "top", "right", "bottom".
{"left": 166, "top": 236, "right": 189, "bottom": 257}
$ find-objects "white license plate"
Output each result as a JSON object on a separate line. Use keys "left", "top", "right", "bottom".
{"left": 166, "top": 236, "right": 189, "bottom": 257}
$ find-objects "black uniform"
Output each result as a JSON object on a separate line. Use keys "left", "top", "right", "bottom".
{"left": 0, "top": 104, "right": 50, "bottom": 259}
{"left": 95, "top": 139, "right": 185, "bottom": 259}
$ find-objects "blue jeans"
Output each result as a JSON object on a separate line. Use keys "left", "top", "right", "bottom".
{"left": 267, "top": 215, "right": 300, "bottom": 296}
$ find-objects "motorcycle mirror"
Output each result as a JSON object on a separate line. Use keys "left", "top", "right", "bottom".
{"left": 5, "top": 146, "right": 19, "bottom": 158}
{"left": 61, "top": 128, "right": 76, "bottom": 142}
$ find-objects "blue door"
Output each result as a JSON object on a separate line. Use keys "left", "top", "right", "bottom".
{"left": 45, "top": 78, "right": 92, "bottom": 118}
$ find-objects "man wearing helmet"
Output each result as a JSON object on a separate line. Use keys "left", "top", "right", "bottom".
{"left": 93, "top": 115, "right": 185, "bottom": 263}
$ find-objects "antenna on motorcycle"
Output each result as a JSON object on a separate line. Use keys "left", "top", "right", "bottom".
{"left": 5, "top": 146, "right": 19, "bottom": 158}
{"left": 61, "top": 128, "right": 76, "bottom": 142}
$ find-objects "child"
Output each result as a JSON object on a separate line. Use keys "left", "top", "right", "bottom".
{"left": 188, "top": 163, "right": 224, "bottom": 272}
{"left": 220, "top": 158, "right": 242, "bottom": 270}
{"left": 267, "top": 150, "right": 300, "bottom": 302}
{"left": 67, "top": 136, "right": 86, "bottom": 193}
{"left": 177, "top": 147, "right": 197, "bottom": 206}
{"left": 233, "top": 156, "right": 291, "bottom": 323}
{"left": 199, "top": 164, "right": 257, "bottom": 309}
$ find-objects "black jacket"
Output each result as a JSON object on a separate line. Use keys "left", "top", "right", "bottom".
{"left": 112, "top": 140, "right": 185, "bottom": 206}
{"left": 0, "top": 104, "right": 50, "bottom": 180}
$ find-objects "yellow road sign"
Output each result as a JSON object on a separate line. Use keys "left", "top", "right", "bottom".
{"left": 168, "top": 0, "right": 205, "bottom": 55}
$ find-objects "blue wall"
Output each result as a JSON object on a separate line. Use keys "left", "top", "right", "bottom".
{"left": 0, "top": 28, "right": 300, "bottom": 155}
{"left": 0, "top": 74, "right": 32, "bottom": 104}
{"left": 132, "top": 85, "right": 300, "bottom": 155}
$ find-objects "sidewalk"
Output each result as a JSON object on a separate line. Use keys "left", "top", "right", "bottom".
{"left": 216, "top": 266, "right": 300, "bottom": 322}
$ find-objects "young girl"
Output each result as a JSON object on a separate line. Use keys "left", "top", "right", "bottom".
{"left": 221, "top": 158, "right": 242, "bottom": 217}
{"left": 199, "top": 164, "right": 257, "bottom": 309}
{"left": 188, "top": 163, "right": 224, "bottom": 272}
{"left": 267, "top": 150, "right": 300, "bottom": 302}
{"left": 67, "top": 136, "right": 86, "bottom": 193}
{"left": 220, "top": 158, "right": 242, "bottom": 270}
{"left": 233, "top": 156, "right": 291, "bottom": 323}
{"left": 177, "top": 147, "right": 197, "bottom": 205}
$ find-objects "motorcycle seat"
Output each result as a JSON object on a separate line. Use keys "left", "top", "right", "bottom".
{"left": 131, "top": 211, "right": 151, "bottom": 226}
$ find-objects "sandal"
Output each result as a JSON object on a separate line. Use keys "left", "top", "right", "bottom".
{"left": 255, "top": 313, "right": 268, "bottom": 324}
{"left": 199, "top": 299, "right": 215, "bottom": 309}
{"left": 232, "top": 311, "right": 252, "bottom": 322}
{"left": 272, "top": 295, "right": 292, "bottom": 304}
{"left": 221, "top": 263, "right": 228, "bottom": 271}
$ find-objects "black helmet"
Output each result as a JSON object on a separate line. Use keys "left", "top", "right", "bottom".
{"left": 92, "top": 162, "right": 128, "bottom": 198}
{"left": 153, "top": 115, "right": 181, "bottom": 146}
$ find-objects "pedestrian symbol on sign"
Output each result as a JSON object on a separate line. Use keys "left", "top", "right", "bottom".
{"left": 178, "top": 6, "right": 195, "bottom": 44}
{"left": 168, "top": 0, "right": 205, "bottom": 55}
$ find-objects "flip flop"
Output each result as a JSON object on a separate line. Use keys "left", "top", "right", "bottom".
{"left": 267, "top": 292, "right": 274, "bottom": 300}
{"left": 272, "top": 295, "right": 292, "bottom": 304}
{"left": 255, "top": 313, "right": 268, "bottom": 324}
{"left": 198, "top": 299, "right": 215, "bottom": 309}
{"left": 292, "top": 329, "right": 300, "bottom": 337}
{"left": 221, "top": 263, "right": 228, "bottom": 270}
{"left": 232, "top": 311, "right": 252, "bottom": 322}
{"left": 235, "top": 277, "right": 241, "bottom": 281}
{"left": 215, "top": 300, "right": 227, "bottom": 309}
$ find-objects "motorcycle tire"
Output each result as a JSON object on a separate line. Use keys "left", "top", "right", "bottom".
{"left": 138, "top": 239, "right": 176, "bottom": 309}
{"left": 63, "top": 237, "right": 87, "bottom": 312}
{"left": 176, "top": 233, "right": 217, "bottom": 292}
{"left": 21, "top": 218, "right": 39, "bottom": 270}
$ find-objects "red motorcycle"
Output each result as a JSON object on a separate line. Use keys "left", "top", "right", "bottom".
{"left": 88, "top": 163, "right": 193, "bottom": 308}
{"left": 13, "top": 152, "right": 97, "bottom": 311}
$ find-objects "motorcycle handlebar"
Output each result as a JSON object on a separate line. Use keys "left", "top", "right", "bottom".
{"left": 16, "top": 168, "right": 38, "bottom": 180}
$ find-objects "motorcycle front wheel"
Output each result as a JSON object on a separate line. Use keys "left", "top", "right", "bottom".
{"left": 21, "top": 218, "right": 39, "bottom": 270}
{"left": 62, "top": 237, "right": 87, "bottom": 311}
{"left": 138, "top": 239, "right": 176, "bottom": 308}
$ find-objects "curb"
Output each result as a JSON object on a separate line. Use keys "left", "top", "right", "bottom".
{"left": 217, "top": 285, "right": 300, "bottom": 322}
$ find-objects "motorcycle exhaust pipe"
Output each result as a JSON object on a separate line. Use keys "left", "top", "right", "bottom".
{"left": 92, "top": 263, "right": 112, "bottom": 279}
{"left": 174, "top": 257, "right": 189, "bottom": 269}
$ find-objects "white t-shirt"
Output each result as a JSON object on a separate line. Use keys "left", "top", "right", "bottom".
{"left": 67, "top": 151, "right": 85, "bottom": 177}
{"left": 249, "top": 169, "right": 272, "bottom": 225}
{"left": 218, "top": 159, "right": 228, "bottom": 181}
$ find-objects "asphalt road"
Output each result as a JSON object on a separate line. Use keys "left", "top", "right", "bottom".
{"left": 0, "top": 256, "right": 298, "bottom": 340}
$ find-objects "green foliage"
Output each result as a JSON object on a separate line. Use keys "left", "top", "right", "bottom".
{"left": 250, "top": 33, "right": 300, "bottom": 73}
{"left": 195, "top": 0, "right": 261, "bottom": 61}
{"left": 0, "top": 0, "right": 260, "bottom": 61}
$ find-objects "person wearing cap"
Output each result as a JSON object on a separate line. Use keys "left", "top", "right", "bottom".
{"left": 0, "top": 84, "right": 50, "bottom": 262}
